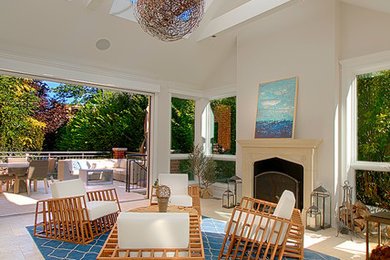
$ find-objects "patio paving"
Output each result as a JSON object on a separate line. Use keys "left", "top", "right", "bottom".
{"left": 0, "top": 180, "right": 148, "bottom": 217}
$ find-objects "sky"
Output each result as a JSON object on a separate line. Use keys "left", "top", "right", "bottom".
{"left": 43, "top": 80, "right": 75, "bottom": 104}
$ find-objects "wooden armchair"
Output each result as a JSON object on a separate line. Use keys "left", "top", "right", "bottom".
{"left": 34, "top": 179, "right": 121, "bottom": 244}
{"left": 219, "top": 192, "right": 304, "bottom": 260}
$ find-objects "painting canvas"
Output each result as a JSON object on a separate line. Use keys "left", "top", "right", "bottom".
{"left": 255, "top": 77, "right": 298, "bottom": 138}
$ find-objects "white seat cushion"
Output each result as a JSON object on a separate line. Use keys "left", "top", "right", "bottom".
{"left": 117, "top": 212, "right": 189, "bottom": 249}
{"left": 169, "top": 195, "right": 192, "bottom": 207}
{"left": 159, "top": 174, "right": 188, "bottom": 196}
{"left": 51, "top": 179, "right": 86, "bottom": 199}
{"left": 86, "top": 201, "right": 119, "bottom": 220}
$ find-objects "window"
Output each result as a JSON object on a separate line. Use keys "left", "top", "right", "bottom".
{"left": 354, "top": 70, "right": 390, "bottom": 208}
{"left": 202, "top": 96, "right": 236, "bottom": 182}
{"left": 170, "top": 97, "right": 195, "bottom": 154}
{"left": 356, "top": 71, "right": 390, "bottom": 163}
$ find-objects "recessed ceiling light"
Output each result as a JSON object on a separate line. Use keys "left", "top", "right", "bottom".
{"left": 96, "top": 39, "right": 111, "bottom": 50}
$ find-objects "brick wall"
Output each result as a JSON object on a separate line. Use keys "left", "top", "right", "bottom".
{"left": 214, "top": 105, "right": 231, "bottom": 152}
{"left": 170, "top": 159, "right": 181, "bottom": 173}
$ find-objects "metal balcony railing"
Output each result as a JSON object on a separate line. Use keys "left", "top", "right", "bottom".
{"left": 0, "top": 151, "right": 112, "bottom": 161}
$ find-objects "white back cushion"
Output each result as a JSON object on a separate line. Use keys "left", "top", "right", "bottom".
{"left": 159, "top": 174, "right": 188, "bottom": 195}
{"left": 117, "top": 212, "right": 189, "bottom": 249}
{"left": 273, "top": 190, "right": 295, "bottom": 219}
{"left": 269, "top": 190, "right": 296, "bottom": 245}
{"left": 51, "top": 179, "right": 86, "bottom": 199}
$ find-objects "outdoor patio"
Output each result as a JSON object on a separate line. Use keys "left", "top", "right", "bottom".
{"left": 0, "top": 180, "right": 369, "bottom": 260}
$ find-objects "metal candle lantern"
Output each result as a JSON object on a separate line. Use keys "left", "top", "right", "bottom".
{"left": 229, "top": 175, "right": 242, "bottom": 206}
{"left": 222, "top": 182, "right": 235, "bottom": 209}
{"left": 306, "top": 205, "right": 322, "bottom": 231}
{"left": 311, "top": 185, "right": 331, "bottom": 229}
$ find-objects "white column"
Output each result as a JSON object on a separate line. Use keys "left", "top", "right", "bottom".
{"left": 151, "top": 86, "right": 171, "bottom": 183}
{"left": 194, "top": 98, "right": 209, "bottom": 151}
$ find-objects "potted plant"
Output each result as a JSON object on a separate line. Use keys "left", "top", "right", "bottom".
{"left": 187, "top": 144, "right": 217, "bottom": 198}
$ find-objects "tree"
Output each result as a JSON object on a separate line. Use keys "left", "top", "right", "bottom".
{"left": 0, "top": 75, "right": 46, "bottom": 151}
{"left": 31, "top": 81, "right": 70, "bottom": 150}
{"left": 357, "top": 71, "right": 390, "bottom": 162}
{"left": 186, "top": 145, "right": 217, "bottom": 192}
{"left": 56, "top": 91, "right": 149, "bottom": 152}
{"left": 52, "top": 84, "right": 102, "bottom": 105}
{"left": 171, "top": 97, "right": 194, "bottom": 153}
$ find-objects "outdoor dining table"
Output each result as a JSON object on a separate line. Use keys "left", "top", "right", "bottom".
{"left": 0, "top": 162, "right": 29, "bottom": 193}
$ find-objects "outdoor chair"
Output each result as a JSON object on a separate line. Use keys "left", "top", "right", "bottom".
{"left": 34, "top": 178, "right": 121, "bottom": 244}
{"left": 47, "top": 158, "right": 56, "bottom": 182}
{"left": 28, "top": 160, "right": 50, "bottom": 193}
{"left": 151, "top": 173, "right": 201, "bottom": 215}
{"left": 0, "top": 174, "right": 13, "bottom": 193}
{"left": 219, "top": 191, "right": 304, "bottom": 260}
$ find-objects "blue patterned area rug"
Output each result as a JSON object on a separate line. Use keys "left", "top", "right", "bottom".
{"left": 27, "top": 217, "right": 339, "bottom": 260}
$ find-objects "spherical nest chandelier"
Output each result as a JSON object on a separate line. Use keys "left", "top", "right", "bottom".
{"left": 134, "top": 0, "right": 205, "bottom": 42}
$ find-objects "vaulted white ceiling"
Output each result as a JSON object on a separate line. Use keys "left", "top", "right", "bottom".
{"left": 0, "top": 0, "right": 388, "bottom": 90}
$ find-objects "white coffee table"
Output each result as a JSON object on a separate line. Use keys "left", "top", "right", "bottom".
{"left": 79, "top": 168, "right": 113, "bottom": 185}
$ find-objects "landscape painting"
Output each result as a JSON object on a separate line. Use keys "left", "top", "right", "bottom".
{"left": 255, "top": 77, "right": 298, "bottom": 138}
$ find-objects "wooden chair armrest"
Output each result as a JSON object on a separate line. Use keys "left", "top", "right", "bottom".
{"left": 150, "top": 185, "right": 158, "bottom": 205}
{"left": 238, "top": 196, "right": 278, "bottom": 214}
{"left": 188, "top": 185, "right": 200, "bottom": 197}
{"left": 87, "top": 188, "right": 121, "bottom": 211}
{"left": 188, "top": 185, "right": 201, "bottom": 216}
{"left": 37, "top": 195, "right": 86, "bottom": 204}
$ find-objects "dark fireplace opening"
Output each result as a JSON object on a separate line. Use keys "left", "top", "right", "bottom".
{"left": 254, "top": 157, "right": 303, "bottom": 210}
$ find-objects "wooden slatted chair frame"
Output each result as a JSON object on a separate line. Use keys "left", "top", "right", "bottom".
{"left": 219, "top": 196, "right": 304, "bottom": 260}
{"left": 97, "top": 212, "right": 204, "bottom": 259}
{"left": 33, "top": 188, "right": 121, "bottom": 245}
{"left": 150, "top": 185, "right": 201, "bottom": 216}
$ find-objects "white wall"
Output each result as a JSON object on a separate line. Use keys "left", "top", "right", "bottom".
{"left": 341, "top": 2, "right": 390, "bottom": 60}
{"left": 232, "top": 0, "right": 390, "bottom": 218}
{"left": 236, "top": 0, "right": 338, "bottom": 205}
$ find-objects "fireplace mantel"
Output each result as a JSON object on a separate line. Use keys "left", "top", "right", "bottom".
{"left": 237, "top": 139, "right": 322, "bottom": 209}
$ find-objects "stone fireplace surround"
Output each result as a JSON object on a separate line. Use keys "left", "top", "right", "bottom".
{"left": 237, "top": 139, "right": 322, "bottom": 210}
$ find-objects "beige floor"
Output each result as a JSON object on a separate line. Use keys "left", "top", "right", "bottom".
{"left": 0, "top": 182, "right": 370, "bottom": 260}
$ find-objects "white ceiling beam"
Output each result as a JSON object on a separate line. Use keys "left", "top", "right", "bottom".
{"left": 109, "top": 0, "right": 136, "bottom": 22}
{"left": 195, "top": 0, "right": 296, "bottom": 41}
{"left": 83, "top": 0, "right": 105, "bottom": 10}
{"left": 83, "top": 0, "right": 93, "bottom": 7}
